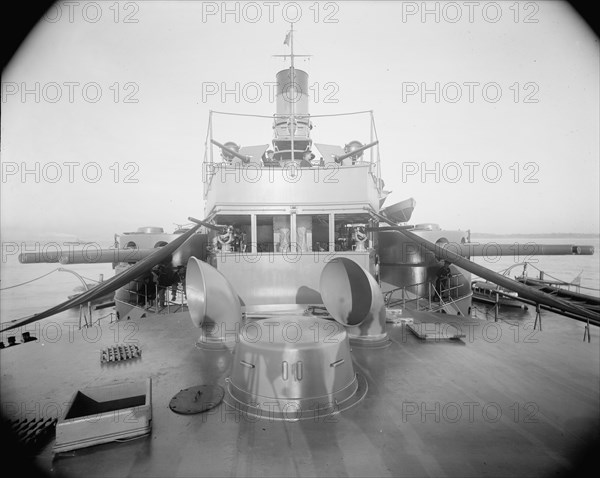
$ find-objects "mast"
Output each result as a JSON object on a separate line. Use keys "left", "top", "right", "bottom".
{"left": 289, "top": 23, "right": 295, "bottom": 161}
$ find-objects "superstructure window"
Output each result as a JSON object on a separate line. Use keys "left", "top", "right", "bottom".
{"left": 212, "top": 215, "right": 252, "bottom": 253}
{"left": 256, "top": 215, "right": 275, "bottom": 252}
{"left": 311, "top": 215, "right": 329, "bottom": 252}
{"left": 334, "top": 214, "right": 372, "bottom": 251}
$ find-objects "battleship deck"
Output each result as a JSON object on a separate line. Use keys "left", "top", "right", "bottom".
{"left": 1, "top": 309, "right": 598, "bottom": 477}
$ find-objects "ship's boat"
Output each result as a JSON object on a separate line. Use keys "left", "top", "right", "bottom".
{"left": 515, "top": 269, "right": 600, "bottom": 314}
{"left": 471, "top": 280, "right": 528, "bottom": 309}
{"left": 381, "top": 197, "right": 416, "bottom": 224}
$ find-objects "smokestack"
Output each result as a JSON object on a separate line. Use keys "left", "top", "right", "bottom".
{"left": 272, "top": 68, "right": 312, "bottom": 161}
{"left": 275, "top": 68, "right": 309, "bottom": 117}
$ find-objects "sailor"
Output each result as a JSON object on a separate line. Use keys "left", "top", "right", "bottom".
{"left": 353, "top": 225, "right": 368, "bottom": 251}
{"left": 435, "top": 261, "right": 452, "bottom": 301}
{"left": 240, "top": 231, "right": 247, "bottom": 252}
{"left": 302, "top": 149, "right": 315, "bottom": 166}
{"left": 233, "top": 227, "right": 243, "bottom": 252}
{"left": 152, "top": 264, "right": 167, "bottom": 308}
{"left": 171, "top": 266, "right": 184, "bottom": 301}
{"left": 217, "top": 226, "right": 235, "bottom": 252}
{"left": 262, "top": 149, "right": 275, "bottom": 164}
{"left": 144, "top": 273, "right": 156, "bottom": 308}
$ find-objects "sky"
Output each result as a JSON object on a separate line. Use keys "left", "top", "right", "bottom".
{"left": 1, "top": 0, "right": 599, "bottom": 242}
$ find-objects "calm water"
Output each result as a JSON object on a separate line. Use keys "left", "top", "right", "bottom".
{"left": 1, "top": 241, "right": 115, "bottom": 323}
{"left": 1, "top": 236, "right": 598, "bottom": 330}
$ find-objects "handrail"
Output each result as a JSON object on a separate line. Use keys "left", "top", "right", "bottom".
{"left": 209, "top": 110, "right": 374, "bottom": 119}
{"left": 203, "top": 109, "right": 382, "bottom": 197}
{"left": 384, "top": 273, "right": 469, "bottom": 313}
{"left": 125, "top": 282, "right": 187, "bottom": 315}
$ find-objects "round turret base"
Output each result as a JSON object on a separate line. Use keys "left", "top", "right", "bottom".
{"left": 348, "top": 333, "right": 392, "bottom": 349}
{"left": 224, "top": 316, "right": 368, "bottom": 421}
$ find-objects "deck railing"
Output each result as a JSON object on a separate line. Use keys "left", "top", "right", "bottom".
{"left": 203, "top": 109, "right": 382, "bottom": 199}
{"left": 126, "top": 283, "right": 187, "bottom": 315}
{"left": 384, "top": 273, "right": 467, "bottom": 313}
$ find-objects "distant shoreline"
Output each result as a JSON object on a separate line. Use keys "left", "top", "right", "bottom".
{"left": 471, "top": 233, "right": 600, "bottom": 239}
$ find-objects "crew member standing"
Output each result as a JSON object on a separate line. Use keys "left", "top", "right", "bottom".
{"left": 435, "top": 261, "right": 452, "bottom": 301}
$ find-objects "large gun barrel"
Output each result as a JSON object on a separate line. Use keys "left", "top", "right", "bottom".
{"left": 58, "top": 249, "right": 157, "bottom": 264}
{"left": 370, "top": 211, "right": 599, "bottom": 324}
{"left": 1, "top": 224, "right": 203, "bottom": 333}
{"left": 18, "top": 251, "right": 62, "bottom": 263}
{"left": 334, "top": 141, "right": 379, "bottom": 163}
{"left": 19, "top": 248, "right": 157, "bottom": 264}
{"left": 211, "top": 139, "right": 251, "bottom": 163}
{"left": 447, "top": 243, "right": 595, "bottom": 257}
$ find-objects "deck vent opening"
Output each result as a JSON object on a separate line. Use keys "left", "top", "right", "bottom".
{"left": 65, "top": 392, "right": 146, "bottom": 419}
{"left": 54, "top": 379, "right": 152, "bottom": 453}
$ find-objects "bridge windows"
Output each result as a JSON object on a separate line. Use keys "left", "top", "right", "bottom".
{"left": 333, "top": 213, "right": 372, "bottom": 252}
{"left": 211, "top": 212, "right": 372, "bottom": 254}
{"left": 311, "top": 215, "right": 330, "bottom": 252}
{"left": 212, "top": 214, "right": 252, "bottom": 253}
{"left": 256, "top": 215, "right": 275, "bottom": 252}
